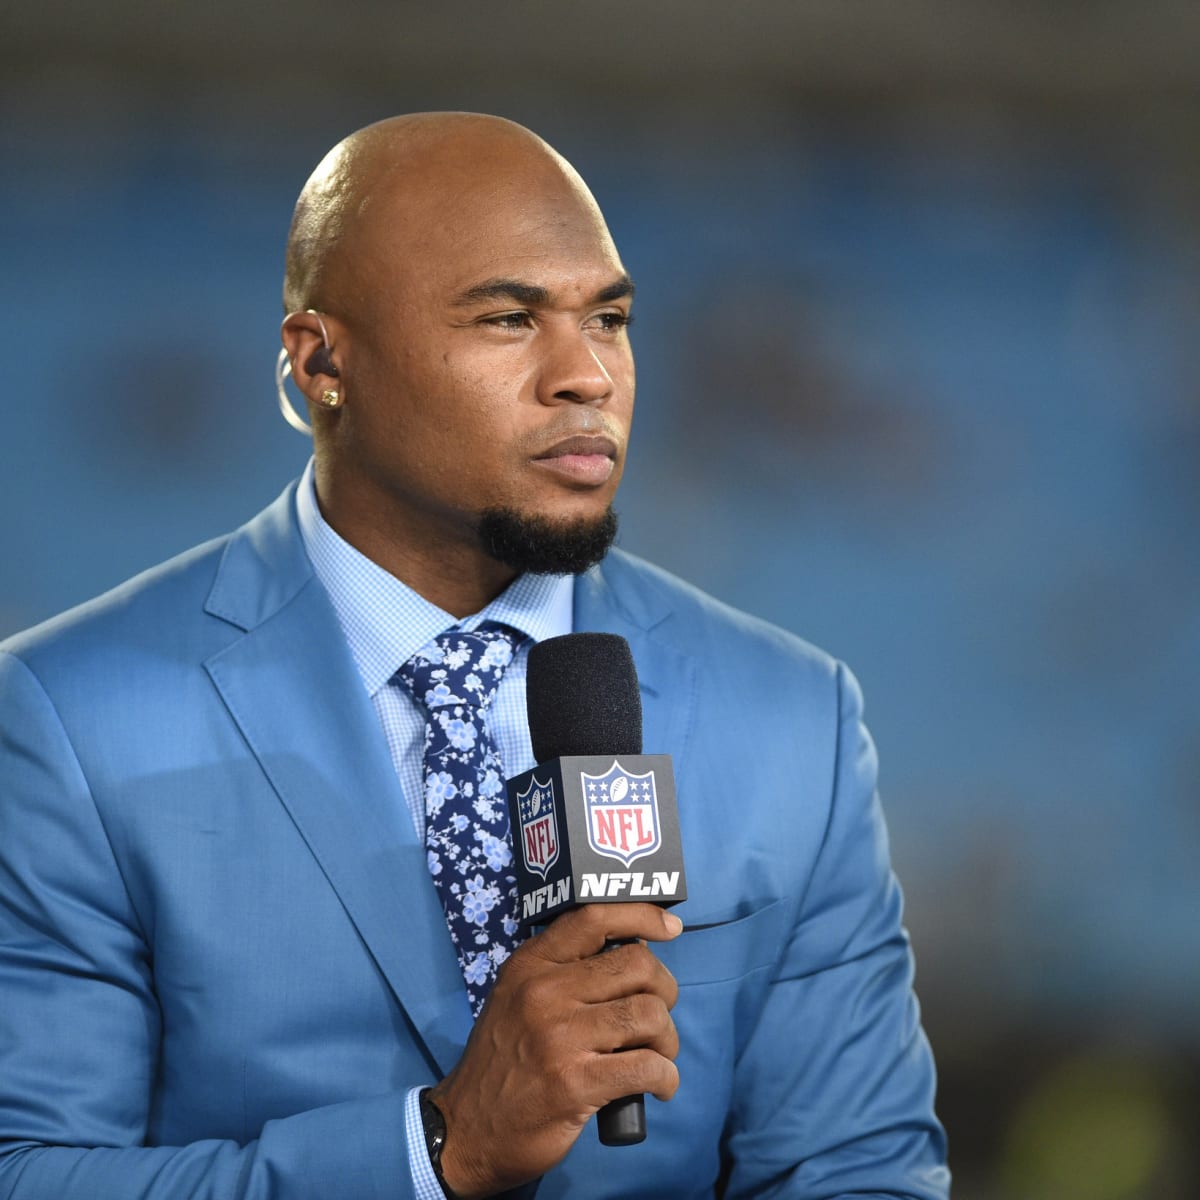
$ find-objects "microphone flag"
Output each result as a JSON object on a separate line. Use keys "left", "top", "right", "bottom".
{"left": 507, "top": 754, "right": 686, "bottom": 926}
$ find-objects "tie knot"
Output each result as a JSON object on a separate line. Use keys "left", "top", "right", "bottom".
{"left": 396, "top": 623, "right": 518, "bottom": 714}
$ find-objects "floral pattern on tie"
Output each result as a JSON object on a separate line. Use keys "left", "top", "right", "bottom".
{"left": 395, "top": 624, "right": 523, "bottom": 1015}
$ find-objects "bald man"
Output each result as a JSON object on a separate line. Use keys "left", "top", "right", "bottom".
{"left": 0, "top": 115, "right": 949, "bottom": 1199}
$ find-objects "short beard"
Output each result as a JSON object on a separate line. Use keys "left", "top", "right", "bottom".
{"left": 477, "top": 506, "right": 619, "bottom": 576}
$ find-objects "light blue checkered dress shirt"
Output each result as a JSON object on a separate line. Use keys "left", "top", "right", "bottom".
{"left": 296, "top": 461, "right": 573, "bottom": 1199}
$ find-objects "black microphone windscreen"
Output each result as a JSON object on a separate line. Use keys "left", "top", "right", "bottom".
{"left": 526, "top": 633, "right": 643, "bottom": 762}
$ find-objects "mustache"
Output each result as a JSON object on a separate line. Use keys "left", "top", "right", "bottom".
{"left": 526, "top": 415, "right": 625, "bottom": 457}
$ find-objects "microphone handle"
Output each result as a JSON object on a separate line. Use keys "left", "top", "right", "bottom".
{"left": 596, "top": 937, "right": 647, "bottom": 1146}
{"left": 598, "top": 1093, "right": 645, "bottom": 1147}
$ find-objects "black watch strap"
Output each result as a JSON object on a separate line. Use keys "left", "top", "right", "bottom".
{"left": 419, "top": 1088, "right": 463, "bottom": 1200}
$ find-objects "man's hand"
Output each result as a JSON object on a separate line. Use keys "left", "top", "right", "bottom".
{"left": 430, "top": 902, "right": 683, "bottom": 1198}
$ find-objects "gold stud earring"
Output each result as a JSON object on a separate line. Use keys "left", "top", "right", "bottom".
{"left": 319, "top": 389, "right": 342, "bottom": 409}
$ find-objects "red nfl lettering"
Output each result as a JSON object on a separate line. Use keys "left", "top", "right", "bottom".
{"left": 591, "top": 806, "right": 657, "bottom": 855}
{"left": 524, "top": 815, "right": 557, "bottom": 867}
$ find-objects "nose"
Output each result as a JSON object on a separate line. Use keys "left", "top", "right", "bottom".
{"left": 538, "top": 329, "right": 615, "bottom": 406}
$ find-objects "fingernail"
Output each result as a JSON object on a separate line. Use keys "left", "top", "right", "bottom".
{"left": 664, "top": 912, "right": 683, "bottom": 935}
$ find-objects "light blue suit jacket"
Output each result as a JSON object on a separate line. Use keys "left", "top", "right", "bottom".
{"left": 0, "top": 483, "right": 948, "bottom": 1199}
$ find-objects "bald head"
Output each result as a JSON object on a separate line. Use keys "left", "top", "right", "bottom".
{"left": 282, "top": 112, "right": 607, "bottom": 316}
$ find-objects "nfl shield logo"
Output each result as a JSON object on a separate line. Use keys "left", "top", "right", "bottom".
{"left": 516, "top": 775, "right": 559, "bottom": 880}
{"left": 581, "top": 760, "right": 661, "bottom": 867}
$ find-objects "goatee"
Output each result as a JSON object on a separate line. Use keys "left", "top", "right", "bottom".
{"left": 477, "top": 507, "right": 619, "bottom": 576}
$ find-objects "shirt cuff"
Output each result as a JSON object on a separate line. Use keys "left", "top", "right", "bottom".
{"left": 405, "top": 1085, "right": 447, "bottom": 1200}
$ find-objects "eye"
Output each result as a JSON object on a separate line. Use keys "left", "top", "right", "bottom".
{"left": 481, "top": 311, "right": 533, "bottom": 330}
{"left": 588, "top": 311, "right": 634, "bottom": 334}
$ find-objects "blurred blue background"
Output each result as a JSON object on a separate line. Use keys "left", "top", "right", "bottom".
{"left": 6, "top": 3, "right": 1199, "bottom": 1194}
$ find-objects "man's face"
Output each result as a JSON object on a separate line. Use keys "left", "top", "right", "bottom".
{"left": 323, "top": 156, "right": 635, "bottom": 576}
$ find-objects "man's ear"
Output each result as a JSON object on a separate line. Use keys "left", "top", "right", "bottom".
{"left": 281, "top": 310, "right": 341, "bottom": 401}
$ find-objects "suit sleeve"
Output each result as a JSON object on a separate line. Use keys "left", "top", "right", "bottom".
{"left": 720, "top": 662, "right": 950, "bottom": 1199}
{"left": 0, "top": 649, "right": 422, "bottom": 1200}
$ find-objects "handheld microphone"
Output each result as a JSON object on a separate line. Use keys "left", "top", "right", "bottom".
{"left": 506, "top": 633, "right": 686, "bottom": 1147}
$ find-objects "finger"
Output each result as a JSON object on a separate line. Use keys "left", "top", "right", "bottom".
{"left": 583, "top": 1046, "right": 681, "bottom": 1106}
{"left": 564, "top": 941, "right": 680, "bottom": 1008}
{"left": 587, "top": 992, "right": 680, "bottom": 1058}
{"left": 494, "top": 948, "right": 677, "bottom": 1039}
{"left": 526, "top": 903, "right": 683, "bottom": 965}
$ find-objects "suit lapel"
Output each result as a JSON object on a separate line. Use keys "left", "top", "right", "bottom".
{"left": 574, "top": 553, "right": 697, "bottom": 765}
{"left": 202, "top": 488, "right": 472, "bottom": 1075}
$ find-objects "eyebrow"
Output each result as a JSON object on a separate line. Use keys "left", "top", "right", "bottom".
{"left": 452, "top": 274, "right": 635, "bottom": 308}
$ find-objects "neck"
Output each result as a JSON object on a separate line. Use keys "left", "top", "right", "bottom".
{"left": 313, "top": 472, "right": 517, "bottom": 620}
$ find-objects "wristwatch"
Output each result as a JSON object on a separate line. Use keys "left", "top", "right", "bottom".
{"left": 419, "top": 1088, "right": 463, "bottom": 1200}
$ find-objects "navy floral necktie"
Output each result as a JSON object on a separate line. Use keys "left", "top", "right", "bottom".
{"left": 395, "top": 623, "right": 523, "bottom": 1015}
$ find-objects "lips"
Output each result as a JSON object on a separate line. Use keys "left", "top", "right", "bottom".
{"left": 537, "top": 434, "right": 618, "bottom": 461}
{"left": 532, "top": 434, "right": 619, "bottom": 486}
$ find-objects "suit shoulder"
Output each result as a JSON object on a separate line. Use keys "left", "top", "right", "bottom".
{"left": 601, "top": 548, "right": 841, "bottom": 686}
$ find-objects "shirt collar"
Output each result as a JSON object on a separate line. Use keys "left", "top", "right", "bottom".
{"left": 296, "top": 460, "right": 573, "bottom": 696}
